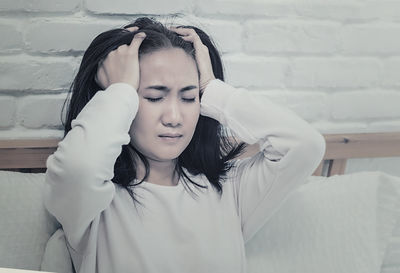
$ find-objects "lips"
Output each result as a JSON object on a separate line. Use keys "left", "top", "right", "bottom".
{"left": 158, "top": 133, "right": 183, "bottom": 138}
{"left": 158, "top": 134, "right": 183, "bottom": 144}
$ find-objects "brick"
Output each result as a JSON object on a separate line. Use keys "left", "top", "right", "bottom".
{"left": 0, "top": 97, "right": 16, "bottom": 128}
{"left": 85, "top": 0, "right": 192, "bottom": 15}
{"left": 0, "top": 56, "right": 77, "bottom": 90}
{"left": 18, "top": 94, "right": 67, "bottom": 129}
{"left": 358, "top": 1, "right": 400, "bottom": 21}
{"left": 0, "top": 0, "right": 80, "bottom": 12}
{"left": 195, "top": 0, "right": 365, "bottom": 22}
{"left": 223, "top": 55, "right": 288, "bottom": 88}
{"left": 383, "top": 58, "right": 400, "bottom": 87}
{"left": 382, "top": 240, "right": 400, "bottom": 267}
{"left": 276, "top": 1, "right": 400, "bottom": 22}
{"left": 394, "top": 223, "right": 400, "bottom": 237}
{"left": 196, "top": 0, "right": 400, "bottom": 23}
{"left": 381, "top": 268, "right": 400, "bottom": 273}
{"left": 313, "top": 121, "right": 369, "bottom": 134}
{"left": 245, "top": 21, "right": 339, "bottom": 54}
{"left": 341, "top": 25, "right": 400, "bottom": 55}
{"left": 0, "top": 128, "right": 64, "bottom": 140}
{"left": 196, "top": 0, "right": 400, "bottom": 25}
{"left": 196, "top": 20, "right": 242, "bottom": 53}
{"left": 0, "top": 23, "right": 23, "bottom": 52}
{"left": 25, "top": 20, "right": 122, "bottom": 52}
{"left": 291, "top": 1, "right": 364, "bottom": 22}
{"left": 317, "top": 120, "right": 400, "bottom": 135}
{"left": 369, "top": 120, "right": 400, "bottom": 134}
{"left": 252, "top": 90, "right": 328, "bottom": 122}
{"left": 195, "top": 0, "right": 293, "bottom": 17}
{"left": 283, "top": 91, "right": 328, "bottom": 121}
{"left": 287, "top": 58, "right": 381, "bottom": 89}
{"left": 331, "top": 91, "right": 400, "bottom": 120}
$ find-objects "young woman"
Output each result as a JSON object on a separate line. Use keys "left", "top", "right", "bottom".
{"left": 44, "top": 17, "right": 326, "bottom": 273}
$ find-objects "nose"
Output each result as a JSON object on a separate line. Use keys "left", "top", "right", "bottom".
{"left": 161, "top": 99, "right": 183, "bottom": 127}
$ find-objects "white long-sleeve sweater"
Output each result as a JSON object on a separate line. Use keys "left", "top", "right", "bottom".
{"left": 44, "top": 79, "right": 326, "bottom": 273}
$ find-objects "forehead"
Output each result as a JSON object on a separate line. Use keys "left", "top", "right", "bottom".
{"left": 139, "top": 48, "right": 198, "bottom": 86}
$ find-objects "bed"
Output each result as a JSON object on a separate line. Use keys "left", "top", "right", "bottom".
{"left": 0, "top": 132, "right": 399, "bottom": 273}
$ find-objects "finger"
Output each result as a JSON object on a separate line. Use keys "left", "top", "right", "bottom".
{"left": 179, "top": 34, "right": 201, "bottom": 44}
{"left": 170, "top": 27, "right": 200, "bottom": 38}
{"left": 179, "top": 34, "right": 206, "bottom": 54}
{"left": 125, "top": 26, "right": 139, "bottom": 32}
{"left": 170, "top": 27, "right": 203, "bottom": 47}
{"left": 128, "top": 32, "right": 146, "bottom": 52}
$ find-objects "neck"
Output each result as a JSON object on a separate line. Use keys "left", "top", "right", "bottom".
{"left": 135, "top": 156, "right": 179, "bottom": 186}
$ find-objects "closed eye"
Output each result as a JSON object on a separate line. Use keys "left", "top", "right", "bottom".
{"left": 145, "top": 97, "right": 163, "bottom": 102}
{"left": 182, "top": 98, "right": 196, "bottom": 103}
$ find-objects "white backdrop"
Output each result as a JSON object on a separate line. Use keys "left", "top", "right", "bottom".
{"left": 0, "top": 0, "right": 399, "bottom": 175}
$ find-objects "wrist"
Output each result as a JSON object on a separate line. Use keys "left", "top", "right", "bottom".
{"left": 200, "top": 76, "right": 216, "bottom": 94}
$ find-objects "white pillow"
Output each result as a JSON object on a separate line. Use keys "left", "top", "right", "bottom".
{"left": 245, "top": 171, "right": 400, "bottom": 273}
{"left": 40, "top": 228, "right": 74, "bottom": 273}
{"left": 0, "top": 171, "right": 60, "bottom": 270}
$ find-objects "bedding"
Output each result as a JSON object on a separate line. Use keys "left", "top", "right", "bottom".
{"left": 0, "top": 170, "right": 399, "bottom": 273}
{"left": 245, "top": 171, "right": 400, "bottom": 273}
{"left": 0, "top": 172, "right": 59, "bottom": 271}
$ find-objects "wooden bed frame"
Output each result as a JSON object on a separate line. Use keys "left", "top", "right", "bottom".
{"left": 1, "top": 132, "right": 400, "bottom": 176}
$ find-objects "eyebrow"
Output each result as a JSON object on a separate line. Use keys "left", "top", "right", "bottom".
{"left": 145, "top": 85, "right": 198, "bottom": 93}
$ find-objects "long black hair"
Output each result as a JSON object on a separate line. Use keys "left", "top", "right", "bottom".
{"left": 61, "top": 17, "right": 246, "bottom": 205}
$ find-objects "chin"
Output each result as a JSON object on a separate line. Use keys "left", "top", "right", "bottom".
{"left": 150, "top": 150, "right": 184, "bottom": 162}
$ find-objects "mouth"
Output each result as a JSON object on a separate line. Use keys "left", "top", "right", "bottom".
{"left": 158, "top": 134, "right": 183, "bottom": 138}
{"left": 158, "top": 134, "right": 183, "bottom": 144}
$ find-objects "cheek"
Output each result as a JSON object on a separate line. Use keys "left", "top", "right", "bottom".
{"left": 187, "top": 104, "right": 200, "bottom": 128}
{"left": 128, "top": 119, "right": 140, "bottom": 144}
{"left": 129, "top": 106, "right": 152, "bottom": 140}
{"left": 131, "top": 101, "right": 159, "bottom": 127}
{"left": 129, "top": 116, "right": 152, "bottom": 153}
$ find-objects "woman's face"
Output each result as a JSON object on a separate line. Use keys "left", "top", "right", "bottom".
{"left": 129, "top": 47, "right": 200, "bottom": 163}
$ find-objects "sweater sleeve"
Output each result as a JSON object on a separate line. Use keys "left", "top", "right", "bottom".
{"left": 200, "top": 79, "right": 326, "bottom": 244}
{"left": 43, "top": 83, "right": 138, "bottom": 251}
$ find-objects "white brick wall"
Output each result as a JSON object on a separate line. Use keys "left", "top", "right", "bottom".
{"left": 0, "top": 23, "right": 23, "bottom": 52}
{"left": 0, "top": 1, "right": 399, "bottom": 270}
{"left": 85, "top": 0, "right": 192, "bottom": 15}
{"left": 0, "top": 96, "right": 16, "bottom": 128}
{"left": 288, "top": 58, "right": 381, "bottom": 88}
{"left": 244, "top": 21, "right": 340, "bottom": 54}
{"left": 224, "top": 55, "right": 287, "bottom": 88}
{"left": 1, "top": 1, "right": 399, "bottom": 136}
{"left": 18, "top": 94, "right": 67, "bottom": 129}
{"left": 0, "top": 56, "right": 77, "bottom": 90}
{"left": 25, "top": 20, "right": 124, "bottom": 52}
{"left": 383, "top": 57, "right": 400, "bottom": 87}
{"left": 0, "top": 0, "right": 80, "bottom": 13}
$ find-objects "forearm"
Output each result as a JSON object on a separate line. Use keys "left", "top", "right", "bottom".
{"left": 44, "top": 83, "right": 138, "bottom": 249}
{"left": 200, "top": 79, "right": 325, "bottom": 158}
{"left": 200, "top": 79, "right": 326, "bottom": 243}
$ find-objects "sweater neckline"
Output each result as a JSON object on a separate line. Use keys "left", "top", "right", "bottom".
{"left": 135, "top": 179, "right": 183, "bottom": 190}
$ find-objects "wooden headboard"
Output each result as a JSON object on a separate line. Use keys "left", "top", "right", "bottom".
{"left": 1, "top": 132, "right": 400, "bottom": 176}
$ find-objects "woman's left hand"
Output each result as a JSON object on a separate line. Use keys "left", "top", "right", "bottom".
{"left": 170, "top": 27, "right": 216, "bottom": 94}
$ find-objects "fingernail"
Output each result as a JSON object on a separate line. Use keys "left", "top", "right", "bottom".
{"left": 126, "top": 26, "right": 139, "bottom": 31}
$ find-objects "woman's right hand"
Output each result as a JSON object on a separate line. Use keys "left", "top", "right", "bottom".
{"left": 95, "top": 27, "right": 146, "bottom": 90}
